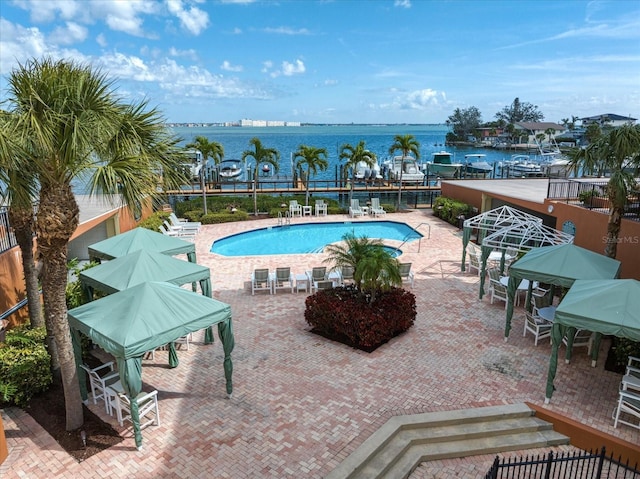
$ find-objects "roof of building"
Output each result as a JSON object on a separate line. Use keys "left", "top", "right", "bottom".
{"left": 580, "top": 113, "right": 637, "bottom": 121}
{"left": 514, "top": 122, "right": 566, "bottom": 131}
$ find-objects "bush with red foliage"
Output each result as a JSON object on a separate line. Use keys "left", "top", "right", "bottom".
{"left": 304, "top": 285, "right": 416, "bottom": 350}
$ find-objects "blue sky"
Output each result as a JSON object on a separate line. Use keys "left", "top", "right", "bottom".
{"left": 1, "top": 0, "right": 638, "bottom": 124}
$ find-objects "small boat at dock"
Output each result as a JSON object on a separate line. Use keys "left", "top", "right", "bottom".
{"left": 383, "top": 155, "right": 425, "bottom": 183}
{"left": 463, "top": 154, "right": 492, "bottom": 177}
{"left": 425, "top": 151, "right": 463, "bottom": 178}
{"left": 218, "top": 160, "right": 244, "bottom": 180}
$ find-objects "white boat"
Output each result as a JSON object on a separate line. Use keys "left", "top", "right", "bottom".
{"left": 383, "top": 156, "right": 425, "bottom": 183}
{"left": 463, "top": 154, "right": 493, "bottom": 176}
{"left": 354, "top": 160, "right": 382, "bottom": 182}
{"left": 499, "top": 155, "right": 543, "bottom": 177}
{"left": 426, "top": 151, "right": 463, "bottom": 178}
{"left": 218, "top": 160, "right": 244, "bottom": 180}
{"left": 181, "top": 149, "right": 203, "bottom": 180}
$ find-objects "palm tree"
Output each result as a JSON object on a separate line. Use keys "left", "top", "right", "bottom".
{"left": 388, "top": 134, "right": 420, "bottom": 210}
{"left": 568, "top": 124, "right": 640, "bottom": 258}
{"left": 241, "top": 137, "right": 279, "bottom": 216}
{"left": 5, "top": 58, "right": 187, "bottom": 430}
{"left": 339, "top": 141, "right": 376, "bottom": 203}
{"left": 324, "top": 233, "right": 401, "bottom": 303}
{"left": 293, "top": 145, "right": 328, "bottom": 206}
{"left": 185, "top": 136, "right": 224, "bottom": 215}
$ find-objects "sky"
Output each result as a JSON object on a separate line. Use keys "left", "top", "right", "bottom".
{"left": 0, "top": 0, "right": 639, "bottom": 125}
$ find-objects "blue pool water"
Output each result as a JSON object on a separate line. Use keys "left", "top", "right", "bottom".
{"left": 210, "top": 221, "right": 422, "bottom": 256}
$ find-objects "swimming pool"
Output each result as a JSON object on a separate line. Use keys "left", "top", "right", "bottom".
{"left": 210, "top": 221, "right": 422, "bottom": 256}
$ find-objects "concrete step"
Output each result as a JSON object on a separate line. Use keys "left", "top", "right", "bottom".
{"left": 326, "top": 403, "right": 570, "bottom": 479}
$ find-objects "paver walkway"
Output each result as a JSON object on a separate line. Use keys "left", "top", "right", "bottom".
{"left": 2, "top": 210, "right": 637, "bottom": 478}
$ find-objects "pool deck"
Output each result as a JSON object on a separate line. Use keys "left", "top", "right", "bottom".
{"left": 2, "top": 210, "right": 638, "bottom": 478}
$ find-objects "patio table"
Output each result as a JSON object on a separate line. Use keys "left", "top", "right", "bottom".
{"left": 537, "top": 306, "right": 556, "bottom": 322}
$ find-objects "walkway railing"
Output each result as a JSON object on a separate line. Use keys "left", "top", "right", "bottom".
{"left": 484, "top": 447, "right": 639, "bottom": 479}
{"left": 547, "top": 179, "right": 640, "bottom": 222}
{"left": 0, "top": 207, "right": 18, "bottom": 254}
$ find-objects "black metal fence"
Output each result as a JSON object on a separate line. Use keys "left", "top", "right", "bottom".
{"left": 485, "top": 447, "right": 640, "bottom": 479}
{"left": 0, "top": 207, "right": 18, "bottom": 254}
{"left": 547, "top": 179, "right": 640, "bottom": 222}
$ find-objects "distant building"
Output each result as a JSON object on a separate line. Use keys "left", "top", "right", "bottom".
{"left": 513, "top": 122, "right": 566, "bottom": 144}
{"left": 580, "top": 114, "right": 637, "bottom": 128}
{"left": 239, "top": 119, "right": 300, "bottom": 127}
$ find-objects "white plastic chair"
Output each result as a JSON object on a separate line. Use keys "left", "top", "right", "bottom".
{"left": 307, "top": 267, "right": 327, "bottom": 293}
{"left": 111, "top": 390, "right": 160, "bottom": 429}
{"left": 370, "top": 198, "right": 386, "bottom": 217}
{"left": 169, "top": 212, "right": 201, "bottom": 231}
{"left": 79, "top": 362, "right": 120, "bottom": 413}
{"left": 489, "top": 277, "right": 508, "bottom": 308}
{"left": 613, "top": 389, "right": 640, "bottom": 431}
{"left": 622, "top": 356, "right": 640, "bottom": 393}
{"left": 272, "top": 267, "right": 294, "bottom": 294}
{"left": 398, "top": 262, "right": 414, "bottom": 288}
{"left": 523, "top": 310, "right": 552, "bottom": 346}
{"left": 467, "top": 244, "right": 482, "bottom": 276}
{"left": 314, "top": 200, "right": 327, "bottom": 216}
{"left": 289, "top": 200, "right": 302, "bottom": 217}
{"left": 251, "top": 268, "right": 272, "bottom": 295}
{"left": 349, "top": 199, "right": 364, "bottom": 217}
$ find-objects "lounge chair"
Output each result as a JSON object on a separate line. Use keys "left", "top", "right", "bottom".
{"left": 307, "top": 267, "right": 327, "bottom": 293}
{"left": 289, "top": 200, "right": 302, "bottom": 217}
{"left": 370, "top": 198, "right": 386, "bottom": 217}
{"left": 169, "top": 212, "right": 201, "bottom": 231}
{"left": 272, "top": 267, "right": 294, "bottom": 294}
{"left": 340, "top": 265, "right": 355, "bottom": 285}
{"left": 159, "top": 223, "right": 196, "bottom": 241}
{"left": 251, "top": 268, "right": 272, "bottom": 295}
{"left": 349, "top": 199, "right": 364, "bottom": 217}
{"left": 398, "top": 262, "right": 414, "bottom": 288}
{"left": 315, "top": 200, "right": 328, "bottom": 217}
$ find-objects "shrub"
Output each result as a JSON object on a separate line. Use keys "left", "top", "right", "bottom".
{"left": 433, "top": 196, "right": 473, "bottom": 226}
{"left": 304, "top": 285, "right": 416, "bottom": 350}
{"left": 200, "top": 210, "right": 250, "bottom": 224}
{"left": 137, "top": 211, "right": 170, "bottom": 231}
{"left": 0, "top": 326, "right": 52, "bottom": 407}
{"left": 613, "top": 338, "right": 640, "bottom": 368}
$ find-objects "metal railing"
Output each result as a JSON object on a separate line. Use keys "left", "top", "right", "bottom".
{"left": 485, "top": 447, "right": 639, "bottom": 479}
{"left": 0, "top": 207, "right": 18, "bottom": 254}
{"left": 547, "top": 179, "right": 640, "bottom": 222}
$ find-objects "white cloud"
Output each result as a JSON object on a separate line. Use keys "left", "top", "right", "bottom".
{"left": 168, "top": 46, "right": 198, "bottom": 61}
{"left": 221, "top": 60, "right": 243, "bottom": 72}
{"left": 0, "top": 19, "right": 49, "bottom": 73}
{"left": 394, "top": 0, "right": 412, "bottom": 8}
{"left": 263, "top": 26, "right": 311, "bottom": 35}
{"left": 166, "top": 0, "right": 209, "bottom": 35}
{"left": 96, "top": 32, "right": 107, "bottom": 47}
{"left": 261, "top": 60, "right": 273, "bottom": 73}
{"left": 49, "top": 21, "right": 88, "bottom": 45}
{"left": 281, "top": 59, "right": 305, "bottom": 77}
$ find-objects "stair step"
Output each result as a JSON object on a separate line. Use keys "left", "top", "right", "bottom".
{"left": 326, "top": 404, "right": 570, "bottom": 479}
{"left": 363, "top": 416, "right": 555, "bottom": 476}
{"left": 384, "top": 429, "right": 569, "bottom": 479}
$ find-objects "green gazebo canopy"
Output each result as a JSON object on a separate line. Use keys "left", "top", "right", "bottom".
{"left": 69, "top": 281, "right": 234, "bottom": 449}
{"left": 88, "top": 227, "right": 196, "bottom": 263}
{"left": 80, "top": 249, "right": 211, "bottom": 298}
{"left": 545, "top": 279, "right": 640, "bottom": 401}
{"left": 504, "top": 244, "right": 621, "bottom": 338}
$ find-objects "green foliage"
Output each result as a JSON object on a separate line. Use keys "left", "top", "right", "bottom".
{"left": 138, "top": 211, "right": 171, "bottom": 231}
{"left": 446, "top": 106, "right": 482, "bottom": 141}
{"left": 432, "top": 196, "right": 474, "bottom": 226}
{"left": 200, "top": 210, "right": 250, "bottom": 223}
{"left": 304, "top": 286, "right": 416, "bottom": 350}
{"left": 66, "top": 258, "right": 100, "bottom": 309}
{"left": 614, "top": 338, "right": 640, "bottom": 368}
{"left": 0, "top": 326, "right": 52, "bottom": 407}
{"left": 578, "top": 189, "right": 598, "bottom": 204}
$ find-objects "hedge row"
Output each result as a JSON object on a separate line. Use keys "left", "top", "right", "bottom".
{"left": 432, "top": 196, "right": 474, "bottom": 226}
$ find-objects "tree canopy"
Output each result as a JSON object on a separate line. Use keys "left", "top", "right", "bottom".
{"left": 446, "top": 107, "right": 482, "bottom": 141}
{"left": 495, "top": 97, "right": 544, "bottom": 124}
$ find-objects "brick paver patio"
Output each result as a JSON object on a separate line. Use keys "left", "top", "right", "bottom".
{"left": 2, "top": 210, "right": 638, "bottom": 478}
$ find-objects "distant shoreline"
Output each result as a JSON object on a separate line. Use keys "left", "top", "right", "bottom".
{"left": 166, "top": 122, "right": 448, "bottom": 128}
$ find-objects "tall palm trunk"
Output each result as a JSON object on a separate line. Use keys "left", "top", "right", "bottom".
{"left": 8, "top": 206, "right": 43, "bottom": 328}
{"left": 605, "top": 197, "right": 624, "bottom": 259}
{"left": 37, "top": 182, "right": 83, "bottom": 430}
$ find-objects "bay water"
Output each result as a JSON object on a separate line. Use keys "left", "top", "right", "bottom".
{"left": 170, "top": 124, "right": 518, "bottom": 181}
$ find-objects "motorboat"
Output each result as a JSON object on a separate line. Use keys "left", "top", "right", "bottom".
{"left": 383, "top": 155, "right": 425, "bottom": 183}
{"left": 425, "top": 151, "right": 463, "bottom": 178}
{"left": 218, "top": 160, "right": 244, "bottom": 180}
{"left": 463, "top": 154, "right": 493, "bottom": 177}
{"left": 181, "top": 149, "right": 203, "bottom": 180}
{"left": 499, "top": 155, "right": 543, "bottom": 177}
{"left": 354, "top": 160, "right": 382, "bottom": 182}
{"left": 540, "top": 153, "right": 571, "bottom": 177}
